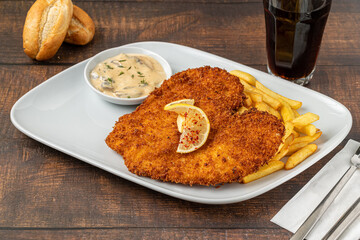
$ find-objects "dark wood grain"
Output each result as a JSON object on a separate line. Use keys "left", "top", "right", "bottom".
{"left": 1, "top": 1, "right": 359, "bottom": 66}
{"left": 16, "top": 0, "right": 264, "bottom": 3}
{"left": 0, "top": 228, "right": 292, "bottom": 240}
{"left": 1, "top": 0, "right": 360, "bottom": 239}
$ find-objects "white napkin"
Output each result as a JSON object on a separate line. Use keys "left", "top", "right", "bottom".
{"left": 271, "top": 139, "right": 360, "bottom": 240}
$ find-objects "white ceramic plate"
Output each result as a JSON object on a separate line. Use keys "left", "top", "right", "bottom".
{"left": 10, "top": 41, "right": 352, "bottom": 204}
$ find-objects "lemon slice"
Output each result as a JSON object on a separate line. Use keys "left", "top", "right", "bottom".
{"left": 164, "top": 99, "right": 195, "bottom": 108}
{"left": 164, "top": 99, "right": 195, "bottom": 132}
{"left": 164, "top": 103, "right": 210, "bottom": 153}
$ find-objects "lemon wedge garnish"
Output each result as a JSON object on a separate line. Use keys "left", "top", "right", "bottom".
{"left": 164, "top": 99, "right": 195, "bottom": 132}
{"left": 164, "top": 102, "right": 210, "bottom": 153}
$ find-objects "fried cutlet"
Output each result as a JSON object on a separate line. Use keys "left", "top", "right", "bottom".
{"left": 106, "top": 66, "right": 285, "bottom": 186}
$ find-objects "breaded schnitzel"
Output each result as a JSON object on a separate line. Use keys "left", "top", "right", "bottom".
{"left": 106, "top": 66, "right": 285, "bottom": 186}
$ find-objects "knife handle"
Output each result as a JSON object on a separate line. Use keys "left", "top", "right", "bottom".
{"left": 290, "top": 165, "right": 357, "bottom": 240}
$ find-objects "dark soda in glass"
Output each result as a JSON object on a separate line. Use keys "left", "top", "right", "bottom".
{"left": 263, "top": 0, "right": 332, "bottom": 85}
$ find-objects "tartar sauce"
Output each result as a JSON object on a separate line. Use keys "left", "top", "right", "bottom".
{"left": 90, "top": 53, "right": 166, "bottom": 98}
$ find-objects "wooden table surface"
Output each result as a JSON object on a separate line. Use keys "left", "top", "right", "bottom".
{"left": 1, "top": 0, "right": 359, "bottom": 239}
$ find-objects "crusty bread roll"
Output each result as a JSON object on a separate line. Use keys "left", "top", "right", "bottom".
{"left": 65, "top": 5, "right": 95, "bottom": 45}
{"left": 23, "top": 0, "right": 73, "bottom": 61}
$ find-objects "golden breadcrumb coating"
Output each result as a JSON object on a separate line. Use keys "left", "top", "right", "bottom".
{"left": 106, "top": 66, "right": 284, "bottom": 186}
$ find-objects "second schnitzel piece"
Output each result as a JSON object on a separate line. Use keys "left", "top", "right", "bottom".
{"left": 106, "top": 66, "right": 285, "bottom": 186}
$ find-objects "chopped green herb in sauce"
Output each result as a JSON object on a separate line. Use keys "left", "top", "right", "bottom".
{"left": 137, "top": 71, "right": 145, "bottom": 78}
{"left": 140, "top": 79, "right": 148, "bottom": 85}
{"left": 105, "top": 63, "right": 113, "bottom": 69}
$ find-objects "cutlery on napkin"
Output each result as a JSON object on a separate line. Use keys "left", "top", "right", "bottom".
{"left": 271, "top": 139, "right": 360, "bottom": 240}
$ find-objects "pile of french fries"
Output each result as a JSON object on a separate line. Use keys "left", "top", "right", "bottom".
{"left": 229, "top": 70, "right": 322, "bottom": 184}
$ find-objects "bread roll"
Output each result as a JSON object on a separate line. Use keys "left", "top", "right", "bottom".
{"left": 65, "top": 5, "right": 95, "bottom": 45}
{"left": 23, "top": 0, "right": 73, "bottom": 61}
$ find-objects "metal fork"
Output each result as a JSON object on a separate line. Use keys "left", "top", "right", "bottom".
{"left": 290, "top": 146, "right": 360, "bottom": 240}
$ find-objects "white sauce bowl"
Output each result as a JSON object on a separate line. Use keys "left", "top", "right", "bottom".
{"left": 84, "top": 46, "right": 172, "bottom": 105}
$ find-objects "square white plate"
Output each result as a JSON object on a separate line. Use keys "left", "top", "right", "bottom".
{"left": 11, "top": 41, "right": 352, "bottom": 204}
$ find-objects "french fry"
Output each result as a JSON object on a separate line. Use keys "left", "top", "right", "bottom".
{"left": 285, "top": 133, "right": 295, "bottom": 145}
{"left": 277, "top": 122, "right": 294, "bottom": 153}
{"left": 271, "top": 148, "right": 289, "bottom": 162}
{"left": 258, "top": 90, "right": 281, "bottom": 110}
{"left": 255, "top": 102, "right": 270, "bottom": 112}
{"left": 254, "top": 101, "right": 280, "bottom": 119}
{"left": 285, "top": 144, "right": 317, "bottom": 170}
{"left": 255, "top": 81, "right": 302, "bottom": 109}
{"left": 229, "top": 70, "right": 257, "bottom": 86}
{"left": 238, "top": 78, "right": 255, "bottom": 91}
{"left": 238, "top": 106, "right": 248, "bottom": 115}
{"left": 243, "top": 161, "right": 285, "bottom": 183}
{"left": 244, "top": 92, "right": 252, "bottom": 107}
{"left": 292, "top": 113, "right": 320, "bottom": 128}
{"left": 286, "top": 142, "right": 309, "bottom": 156}
{"left": 283, "top": 121, "right": 294, "bottom": 141}
{"left": 291, "top": 131, "right": 322, "bottom": 145}
{"left": 293, "top": 109, "right": 300, "bottom": 118}
{"left": 237, "top": 77, "right": 281, "bottom": 110}
{"left": 272, "top": 134, "right": 295, "bottom": 161}
{"left": 292, "top": 129, "right": 300, "bottom": 138}
{"left": 295, "top": 124, "right": 317, "bottom": 136}
{"left": 246, "top": 90, "right": 263, "bottom": 103}
{"left": 268, "top": 105, "right": 281, "bottom": 119}
{"left": 280, "top": 99, "right": 295, "bottom": 122}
